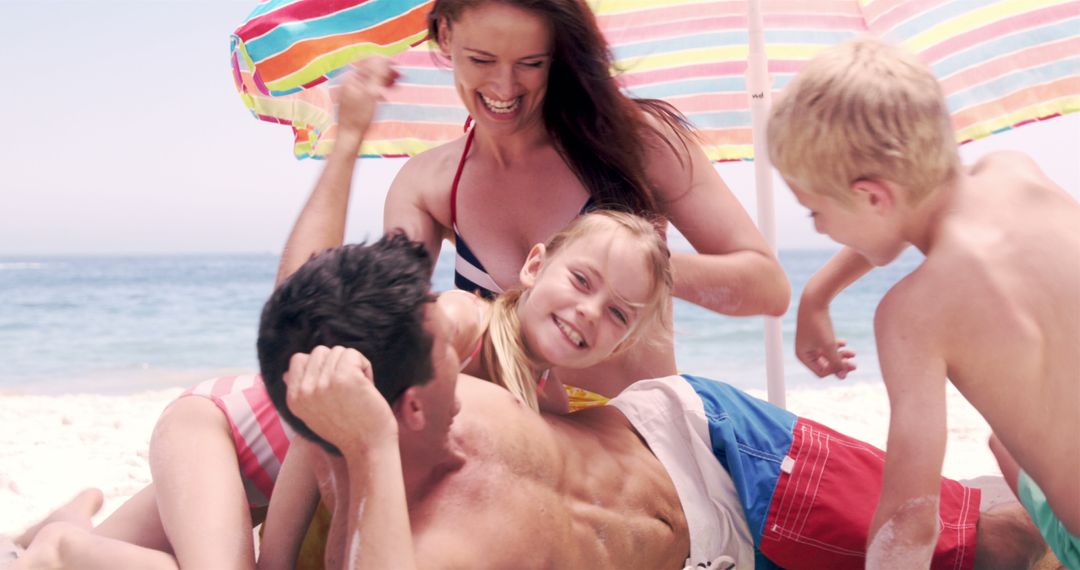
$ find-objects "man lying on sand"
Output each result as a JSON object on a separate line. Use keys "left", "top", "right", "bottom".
{"left": 255, "top": 237, "right": 1051, "bottom": 570}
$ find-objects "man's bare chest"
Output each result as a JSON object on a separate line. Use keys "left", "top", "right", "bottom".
{"left": 410, "top": 420, "right": 689, "bottom": 568}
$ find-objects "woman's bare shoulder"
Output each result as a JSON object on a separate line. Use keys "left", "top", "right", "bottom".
{"left": 395, "top": 136, "right": 470, "bottom": 187}
{"left": 387, "top": 136, "right": 471, "bottom": 226}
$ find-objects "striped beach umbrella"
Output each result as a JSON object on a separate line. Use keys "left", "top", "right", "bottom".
{"left": 231, "top": 0, "right": 434, "bottom": 158}
{"left": 232, "top": 0, "right": 1078, "bottom": 406}
{"left": 233, "top": 0, "right": 1079, "bottom": 161}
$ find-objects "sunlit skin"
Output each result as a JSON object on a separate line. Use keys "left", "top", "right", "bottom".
{"left": 517, "top": 229, "right": 654, "bottom": 371}
{"left": 785, "top": 152, "right": 1080, "bottom": 565}
{"left": 437, "top": 3, "right": 552, "bottom": 137}
{"left": 353, "top": 1, "right": 789, "bottom": 398}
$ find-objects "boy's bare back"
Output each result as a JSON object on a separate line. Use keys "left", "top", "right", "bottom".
{"left": 767, "top": 35, "right": 1078, "bottom": 565}
{"left": 879, "top": 150, "right": 1079, "bottom": 532}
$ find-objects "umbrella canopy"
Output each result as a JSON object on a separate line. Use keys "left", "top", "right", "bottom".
{"left": 232, "top": 0, "right": 1079, "bottom": 160}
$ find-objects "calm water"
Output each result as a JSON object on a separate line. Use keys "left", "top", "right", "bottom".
{"left": 0, "top": 249, "right": 923, "bottom": 395}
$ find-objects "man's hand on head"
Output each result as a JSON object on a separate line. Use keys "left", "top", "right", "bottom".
{"left": 285, "top": 346, "right": 399, "bottom": 455}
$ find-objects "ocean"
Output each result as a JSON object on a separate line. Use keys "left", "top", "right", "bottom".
{"left": 0, "top": 248, "right": 924, "bottom": 395}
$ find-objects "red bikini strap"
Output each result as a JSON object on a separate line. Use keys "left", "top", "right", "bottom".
{"left": 450, "top": 127, "right": 475, "bottom": 227}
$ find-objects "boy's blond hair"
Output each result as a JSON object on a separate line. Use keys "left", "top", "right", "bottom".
{"left": 767, "top": 37, "right": 959, "bottom": 205}
{"left": 484, "top": 210, "right": 673, "bottom": 411}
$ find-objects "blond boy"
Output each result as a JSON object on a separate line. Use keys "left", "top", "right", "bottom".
{"left": 767, "top": 37, "right": 1080, "bottom": 568}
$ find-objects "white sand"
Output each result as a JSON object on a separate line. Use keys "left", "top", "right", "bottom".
{"left": 0, "top": 388, "right": 183, "bottom": 537}
{"left": 756, "top": 381, "right": 1000, "bottom": 478}
{"left": 0, "top": 381, "right": 999, "bottom": 538}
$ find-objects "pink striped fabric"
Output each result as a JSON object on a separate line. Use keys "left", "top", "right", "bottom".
{"left": 181, "top": 374, "right": 296, "bottom": 508}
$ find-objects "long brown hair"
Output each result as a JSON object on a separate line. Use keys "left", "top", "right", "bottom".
{"left": 428, "top": 0, "right": 693, "bottom": 215}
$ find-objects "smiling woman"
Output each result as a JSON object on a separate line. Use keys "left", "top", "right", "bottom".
{"left": 437, "top": 4, "right": 552, "bottom": 131}
{"left": 308, "top": 0, "right": 791, "bottom": 400}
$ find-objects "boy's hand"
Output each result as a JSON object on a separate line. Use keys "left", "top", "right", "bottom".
{"left": 284, "top": 345, "right": 398, "bottom": 453}
{"left": 795, "top": 302, "right": 856, "bottom": 379}
{"left": 336, "top": 56, "right": 400, "bottom": 141}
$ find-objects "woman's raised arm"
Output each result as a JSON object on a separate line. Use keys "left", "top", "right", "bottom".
{"left": 275, "top": 57, "right": 435, "bottom": 285}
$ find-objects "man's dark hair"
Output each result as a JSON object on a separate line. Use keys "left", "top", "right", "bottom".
{"left": 257, "top": 232, "right": 436, "bottom": 454}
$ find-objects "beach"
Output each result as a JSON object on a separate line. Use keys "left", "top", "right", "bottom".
{"left": 0, "top": 251, "right": 1010, "bottom": 554}
{"left": 0, "top": 375, "right": 1000, "bottom": 539}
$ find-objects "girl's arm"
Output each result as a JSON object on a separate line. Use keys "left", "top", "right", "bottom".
{"left": 643, "top": 121, "right": 791, "bottom": 317}
{"left": 256, "top": 439, "right": 323, "bottom": 570}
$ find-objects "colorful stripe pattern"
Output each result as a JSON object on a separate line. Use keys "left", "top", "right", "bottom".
{"left": 180, "top": 374, "right": 296, "bottom": 508}
{"left": 233, "top": 0, "right": 1080, "bottom": 161}
{"left": 231, "top": 0, "right": 432, "bottom": 95}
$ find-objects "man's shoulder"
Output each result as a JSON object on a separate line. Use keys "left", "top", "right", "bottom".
{"left": 456, "top": 375, "right": 549, "bottom": 427}
{"left": 457, "top": 374, "right": 512, "bottom": 401}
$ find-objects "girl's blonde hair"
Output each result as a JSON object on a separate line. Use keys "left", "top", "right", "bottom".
{"left": 482, "top": 210, "right": 673, "bottom": 410}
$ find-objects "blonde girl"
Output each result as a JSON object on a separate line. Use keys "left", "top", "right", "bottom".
{"left": 447, "top": 209, "right": 672, "bottom": 412}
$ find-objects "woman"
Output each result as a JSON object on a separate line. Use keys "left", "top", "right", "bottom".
{"left": 289, "top": 0, "right": 790, "bottom": 403}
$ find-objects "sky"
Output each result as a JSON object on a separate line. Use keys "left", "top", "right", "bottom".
{"left": 1, "top": 1, "right": 1077, "bottom": 256}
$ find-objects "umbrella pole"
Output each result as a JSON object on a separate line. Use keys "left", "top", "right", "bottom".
{"left": 746, "top": 0, "right": 786, "bottom": 408}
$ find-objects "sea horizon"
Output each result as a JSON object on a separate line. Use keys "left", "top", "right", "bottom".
{"left": 0, "top": 248, "right": 922, "bottom": 396}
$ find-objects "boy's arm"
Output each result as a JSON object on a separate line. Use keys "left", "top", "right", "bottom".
{"left": 867, "top": 289, "right": 949, "bottom": 568}
{"left": 256, "top": 438, "right": 323, "bottom": 570}
{"left": 275, "top": 58, "right": 399, "bottom": 286}
{"left": 797, "top": 247, "right": 872, "bottom": 378}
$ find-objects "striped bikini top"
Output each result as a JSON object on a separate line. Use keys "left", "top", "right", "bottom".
{"left": 450, "top": 128, "right": 594, "bottom": 299}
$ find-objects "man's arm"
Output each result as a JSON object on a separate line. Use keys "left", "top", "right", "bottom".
{"left": 867, "top": 288, "right": 948, "bottom": 568}
{"left": 796, "top": 247, "right": 872, "bottom": 378}
{"left": 275, "top": 58, "right": 399, "bottom": 286}
{"left": 338, "top": 438, "right": 415, "bottom": 570}
{"left": 284, "top": 346, "right": 419, "bottom": 570}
